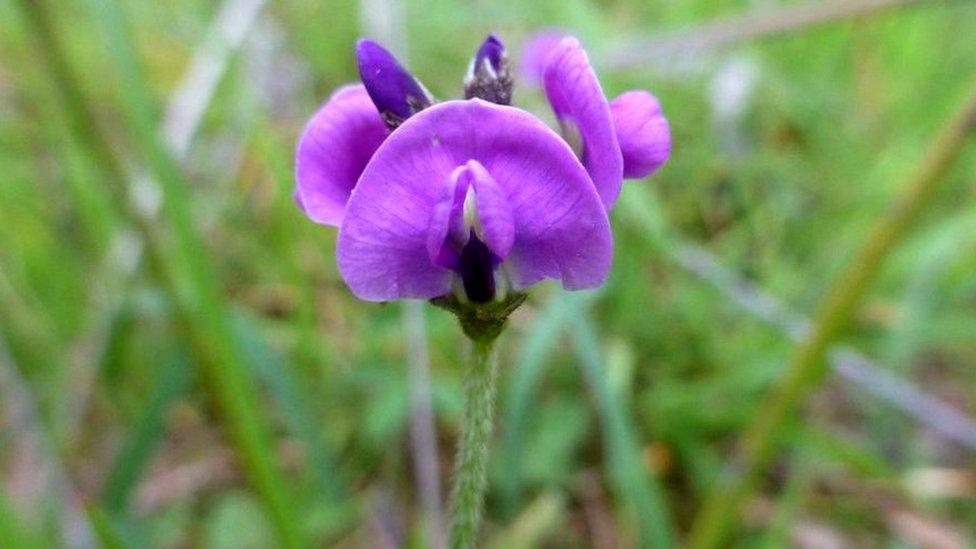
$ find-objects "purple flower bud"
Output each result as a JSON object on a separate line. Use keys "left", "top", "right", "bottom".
{"left": 356, "top": 39, "right": 433, "bottom": 129}
{"left": 464, "top": 34, "right": 513, "bottom": 105}
{"left": 475, "top": 34, "right": 504, "bottom": 74}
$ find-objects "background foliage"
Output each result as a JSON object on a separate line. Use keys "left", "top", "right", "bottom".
{"left": 1, "top": 0, "right": 975, "bottom": 546}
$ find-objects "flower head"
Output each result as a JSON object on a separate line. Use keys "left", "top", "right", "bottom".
{"left": 295, "top": 33, "right": 670, "bottom": 307}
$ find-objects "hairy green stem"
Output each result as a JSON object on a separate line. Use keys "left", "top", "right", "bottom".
{"left": 449, "top": 338, "right": 499, "bottom": 548}
{"left": 688, "top": 79, "right": 976, "bottom": 549}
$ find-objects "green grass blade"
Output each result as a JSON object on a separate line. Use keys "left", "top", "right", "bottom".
{"left": 688, "top": 76, "right": 976, "bottom": 549}
{"left": 232, "top": 313, "right": 347, "bottom": 502}
{"left": 487, "top": 492, "right": 566, "bottom": 549}
{"left": 568, "top": 300, "right": 676, "bottom": 548}
{"left": 759, "top": 450, "right": 812, "bottom": 549}
{"left": 497, "top": 293, "right": 590, "bottom": 514}
{"left": 102, "top": 345, "right": 191, "bottom": 514}
{"left": 12, "top": 1, "right": 306, "bottom": 545}
{"left": 84, "top": 0, "right": 305, "bottom": 543}
{"left": 0, "top": 487, "right": 46, "bottom": 549}
{"left": 86, "top": 504, "right": 133, "bottom": 549}
{"left": 498, "top": 288, "right": 676, "bottom": 547}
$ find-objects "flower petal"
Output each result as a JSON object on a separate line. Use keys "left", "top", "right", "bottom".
{"left": 542, "top": 37, "right": 623, "bottom": 209}
{"left": 294, "top": 84, "right": 388, "bottom": 226}
{"left": 425, "top": 160, "right": 514, "bottom": 272}
{"left": 610, "top": 91, "right": 671, "bottom": 178}
{"left": 464, "top": 160, "right": 515, "bottom": 260}
{"left": 337, "top": 99, "right": 611, "bottom": 301}
{"left": 426, "top": 166, "right": 469, "bottom": 271}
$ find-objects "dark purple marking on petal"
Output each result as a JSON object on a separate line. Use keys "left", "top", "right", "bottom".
{"left": 356, "top": 39, "right": 433, "bottom": 128}
{"left": 542, "top": 37, "right": 623, "bottom": 210}
{"left": 337, "top": 99, "right": 611, "bottom": 302}
{"left": 610, "top": 91, "right": 671, "bottom": 178}
{"left": 459, "top": 230, "right": 496, "bottom": 303}
{"left": 464, "top": 34, "right": 513, "bottom": 105}
{"left": 295, "top": 84, "right": 388, "bottom": 226}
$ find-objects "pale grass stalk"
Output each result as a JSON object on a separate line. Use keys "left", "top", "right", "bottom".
{"left": 688, "top": 78, "right": 976, "bottom": 549}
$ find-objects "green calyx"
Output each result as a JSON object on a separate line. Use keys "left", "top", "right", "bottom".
{"left": 431, "top": 292, "right": 527, "bottom": 343}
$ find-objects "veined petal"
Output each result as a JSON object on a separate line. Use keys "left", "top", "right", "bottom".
{"left": 542, "top": 37, "right": 623, "bottom": 209}
{"left": 610, "top": 91, "right": 671, "bottom": 178}
{"left": 295, "top": 84, "right": 388, "bottom": 226}
{"left": 463, "top": 160, "right": 515, "bottom": 260}
{"left": 426, "top": 168, "right": 467, "bottom": 272}
{"left": 337, "top": 99, "right": 611, "bottom": 301}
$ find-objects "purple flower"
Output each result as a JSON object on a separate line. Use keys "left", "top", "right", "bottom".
{"left": 295, "top": 34, "right": 670, "bottom": 304}
{"left": 338, "top": 99, "right": 611, "bottom": 302}
{"left": 541, "top": 37, "right": 624, "bottom": 208}
{"left": 539, "top": 37, "right": 671, "bottom": 207}
{"left": 294, "top": 84, "right": 388, "bottom": 226}
{"left": 610, "top": 91, "right": 671, "bottom": 178}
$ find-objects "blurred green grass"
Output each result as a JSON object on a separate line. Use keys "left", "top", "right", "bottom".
{"left": 2, "top": 0, "right": 976, "bottom": 546}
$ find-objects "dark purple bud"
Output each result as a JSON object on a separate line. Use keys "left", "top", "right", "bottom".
{"left": 475, "top": 35, "right": 504, "bottom": 74}
{"left": 464, "top": 34, "right": 513, "bottom": 105}
{"left": 356, "top": 39, "right": 433, "bottom": 129}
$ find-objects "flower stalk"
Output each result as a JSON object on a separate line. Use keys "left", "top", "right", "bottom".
{"left": 433, "top": 277, "right": 524, "bottom": 547}
{"left": 449, "top": 336, "right": 500, "bottom": 549}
